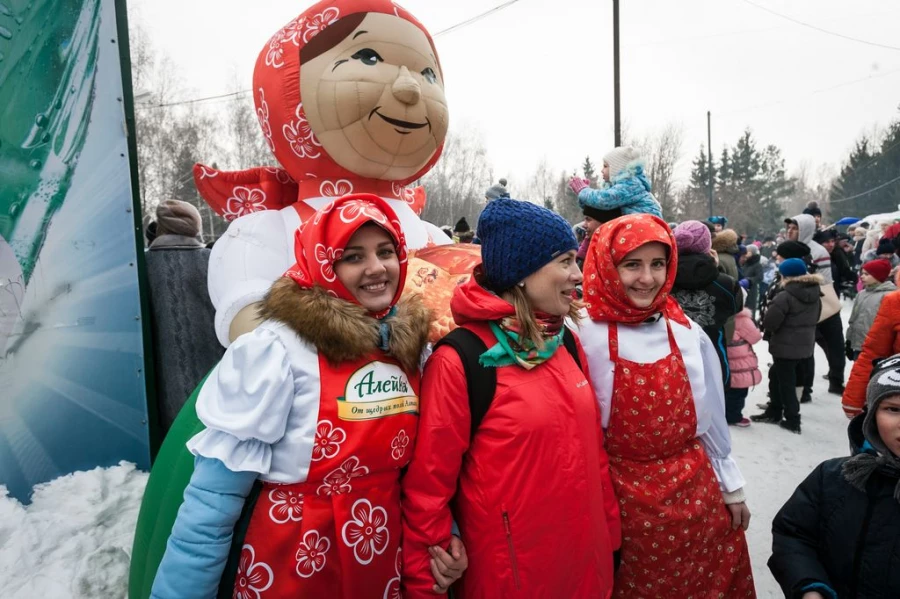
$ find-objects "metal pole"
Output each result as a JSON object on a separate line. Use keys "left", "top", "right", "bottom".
{"left": 613, "top": 0, "right": 621, "bottom": 147}
{"left": 707, "top": 110, "right": 714, "bottom": 218}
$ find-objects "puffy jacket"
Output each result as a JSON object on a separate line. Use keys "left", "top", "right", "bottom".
{"left": 847, "top": 281, "right": 897, "bottom": 352}
{"left": 577, "top": 162, "right": 662, "bottom": 218}
{"left": 726, "top": 309, "right": 762, "bottom": 389}
{"left": 671, "top": 252, "right": 741, "bottom": 384}
{"left": 790, "top": 214, "right": 833, "bottom": 284}
{"left": 711, "top": 229, "right": 741, "bottom": 281}
{"left": 763, "top": 274, "right": 823, "bottom": 360}
{"left": 402, "top": 277, "right": 621, "bottom": 598}
{"left": 769, "top": 415, "right": 900, "bottom": 599}
{"left": 843, "top": 290, "right": 900, "bottom": 417}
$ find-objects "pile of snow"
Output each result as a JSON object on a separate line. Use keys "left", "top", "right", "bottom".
{"left": 0, "top": 461, "right": 148, "bottom": 598}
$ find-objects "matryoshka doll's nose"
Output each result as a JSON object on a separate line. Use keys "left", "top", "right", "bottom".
{"left": 392, "top": 66, "right": 421, "bottom": 105}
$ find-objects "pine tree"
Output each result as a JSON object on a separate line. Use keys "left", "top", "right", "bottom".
{"left": 830, "top": 121, "right": 900, "bottom": 217}
{"left": 681, "top": 145, "right": 715, "bottom": 221}
{"left": 582, "top": 157, "right": 599, "bottom": 187}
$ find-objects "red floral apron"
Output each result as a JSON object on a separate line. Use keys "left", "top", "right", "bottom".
{"left": 605, "top": 319, "right": 755, "bottom": 598}
{"left": 233, "top": 351, "right": 417, "bottom": 599}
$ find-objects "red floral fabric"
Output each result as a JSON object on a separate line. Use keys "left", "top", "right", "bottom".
{"left": 605, "top": 319, "right": 755, "bottom": 598}
{"left": 237, "top": 350, "right": 418, "bottom": 598}
{"left": 583, "top": 213, "right": 689, "bottom": 327}
{"left": 284, "top": 194, "right": 407, "bottom": 318}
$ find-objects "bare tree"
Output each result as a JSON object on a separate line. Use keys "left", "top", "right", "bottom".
{"left": 420, "top": 126, "right": 493, "bottom": 228}
{"left": 628, "top": 124, "right": 684, "bottom": 221}
{"left": 524, "top": 158, "right": 557, "bottom": 207}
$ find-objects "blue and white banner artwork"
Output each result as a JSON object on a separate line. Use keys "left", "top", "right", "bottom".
{"left": 0, "top": 0, "right": 151, "bottom": 502}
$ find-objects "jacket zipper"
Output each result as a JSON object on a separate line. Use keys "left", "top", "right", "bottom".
{"left": 849, "top": 486, "right": 876, "bottom": 597}
{"left": 502, "top": 507, "right": 521, "bottom": 589}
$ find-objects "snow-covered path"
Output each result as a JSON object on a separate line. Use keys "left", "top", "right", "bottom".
{"left": 0, "top": 306, "right": 858, "bottom": 598}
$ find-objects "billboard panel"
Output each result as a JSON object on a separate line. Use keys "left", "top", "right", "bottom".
{"left": 0, "top": 0, "right": 152, "bottom": 502}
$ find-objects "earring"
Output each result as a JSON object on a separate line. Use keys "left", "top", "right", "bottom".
{"left": 518, "top": 281, "right": 525, "bottom": 288}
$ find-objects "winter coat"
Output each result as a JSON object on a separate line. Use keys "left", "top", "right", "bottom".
{"left": 847, "top": 281, "right": 897, "bottom": 352}
{"left": 577, "top": 162, "right": 662, "bottom": 218}
{"left": 711, "top": 229, "right": 740, "bottom": 281}
{"left": 831, "top": 246, "right": 856, "bottom": 294}
{"left": 791, "top": 213, "right": 833, "bottom": 284}
{"left": 402, "top": 277, "right": 621, "bottom": 598}
{"left": 843, "top": 290, "right": 900, "bottom": 418}
{"left": 742, "top": 254, "right": 763, "bottom": 310}
{"left": 145, "top": 236, "right": 224, "bottom": 434}
{"left": 769, "top": 415, "right": 900, "bottom": 599}
{"left": 671, "top": 252, "right": 742, "bottom": 384}
{"left": 762, "top": 274, "right": 823, "bottom": 360}
{"left": 726, "top": 309, "right": 762, "bottom": 389}
{"left": 152, "top": 279, "right": 431, "bottom": 598}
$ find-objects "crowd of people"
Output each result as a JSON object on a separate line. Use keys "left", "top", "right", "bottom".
{"left": 141, "top": 143, "right": 900, "bottom": 599}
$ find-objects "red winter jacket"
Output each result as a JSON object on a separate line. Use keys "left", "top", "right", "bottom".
{"left": 401, "top": 278, "right": 621, "bottom": 599}
{"left": 843, "top": 290, "right": 900, "bottom": 417}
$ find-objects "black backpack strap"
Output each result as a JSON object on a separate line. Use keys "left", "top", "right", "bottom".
{"left": 432, "top": 327, "right": 496, "bottom": 440}
{"left": 561, "top": 327, "right": 583, "bottom": 372}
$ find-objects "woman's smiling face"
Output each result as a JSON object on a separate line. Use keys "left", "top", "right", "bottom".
{"left": 615, "top": 242, "right": 668, "bottom": 308}
{"left": 300, "top": 12, "right": 448, "bottom": 181}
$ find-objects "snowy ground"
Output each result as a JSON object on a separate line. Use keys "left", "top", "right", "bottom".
{"left": 0, "top": 306, "right": 857, "bottom": 598}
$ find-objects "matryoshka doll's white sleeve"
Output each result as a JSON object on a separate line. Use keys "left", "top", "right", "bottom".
{"left": 207, "top": 210, "right": 294, "bottom": 347}
{"left": 186, "top": 325, "right": 295, "bottom": 476}
{"left": 694, "top": 331, "right": 746, "bottom": 495}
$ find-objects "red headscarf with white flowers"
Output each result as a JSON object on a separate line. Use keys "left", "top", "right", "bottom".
{"left": 583, "top": 213, "right": 689, "bottom": 326}
{"left": 285, "top": 193, "right": 408, "bottom": 318}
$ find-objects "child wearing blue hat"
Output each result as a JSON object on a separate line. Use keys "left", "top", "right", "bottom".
{"left": 751, "top": 258, "right": 823, "bottom": 433}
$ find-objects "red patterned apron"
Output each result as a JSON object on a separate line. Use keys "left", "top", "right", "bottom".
{"left": 605, "top": 319, "right": 754, "bottom": 598}
{"left": 233, "top": 351, "right": 417, "bottom": 599}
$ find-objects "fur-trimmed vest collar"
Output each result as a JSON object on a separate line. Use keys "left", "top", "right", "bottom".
{"left": 259, "top": 278, "right": 431, "bottom": 373}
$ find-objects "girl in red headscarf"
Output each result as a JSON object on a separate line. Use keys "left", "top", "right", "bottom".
{"left": 152, "top": 194, "right": 465, "bottom": 598}
{"left": 578, "top": 214, "right": 756, "bottom": 598}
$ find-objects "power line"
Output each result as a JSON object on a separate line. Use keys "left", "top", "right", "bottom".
{"left": 136, "top": 89, "right": 252, "bottom": 110}
{"left": 741, "top": 0, "right": 900, "bottom": 52}
{"left": 830, "top": 173, "right": 900, "bottom": 204}
{"left": 135, "top": 1, "right": 525, "bottom": 109}
{"left": 433, "top": 0, "right": 522, "bottom": 37}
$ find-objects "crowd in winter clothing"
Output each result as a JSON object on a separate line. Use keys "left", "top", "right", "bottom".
{"left": 142, "top": 140, "right": 900, "bottom": 598}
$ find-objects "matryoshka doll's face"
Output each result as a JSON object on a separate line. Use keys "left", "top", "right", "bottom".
{"left": 300, "top": 12, "right": 448, "bottom": 181}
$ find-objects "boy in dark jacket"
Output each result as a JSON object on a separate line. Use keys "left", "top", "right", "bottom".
{"left": 768, "top": 354, "right": 900, "bottom": 598}
{"left": 751, "top": 258, "right": 822, "bottom": 433}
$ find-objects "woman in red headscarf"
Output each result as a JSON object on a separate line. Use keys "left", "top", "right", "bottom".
{"left": 152, "top": 194, "right": 465, "bottom": 598}
{"left": 578, "top": 214, "right": 756, "bottom": 597}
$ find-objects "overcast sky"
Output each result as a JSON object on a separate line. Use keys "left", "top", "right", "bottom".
{"left": 130, "top": 0, "right": 900, "bottom": 190}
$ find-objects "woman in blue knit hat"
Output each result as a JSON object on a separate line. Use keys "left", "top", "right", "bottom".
{"left": 402, "top": 198, "right": 621, "bottom": 598}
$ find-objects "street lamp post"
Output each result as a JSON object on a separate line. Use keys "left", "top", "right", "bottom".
{"left": 613, "top": 0, "right": 621, "bottom": 147}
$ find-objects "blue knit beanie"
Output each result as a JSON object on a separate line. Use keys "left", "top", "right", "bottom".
{"left": 778, "top": 257, "right": 808, "bottom": 278}
{"left": 477, "top": 199, "right": 578, "bottom": 292}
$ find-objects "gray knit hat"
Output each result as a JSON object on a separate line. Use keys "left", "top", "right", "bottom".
{"left": 156, "top": 200, "right": 202, "bottom": 237}
{"left": 863, "top": 354, "right": 900, "bottom": 456}
{"left": 842, "top": 353, "right": 900, "bottom": 501}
